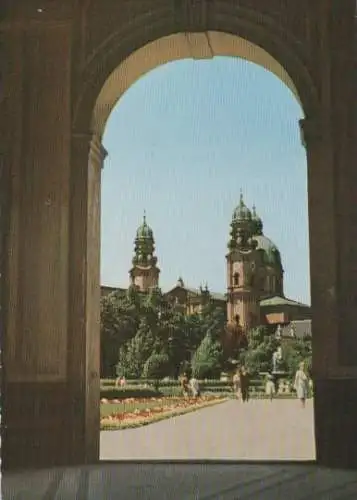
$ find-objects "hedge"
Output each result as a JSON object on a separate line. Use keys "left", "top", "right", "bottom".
{"left": 100, "top": 387, "right": 162, "bottom": 400}
{"left": 100, "top": 388, "right": 306, "bottom": 401}
{"left": 101, "top": 378, "right": 269, "bottom": 388}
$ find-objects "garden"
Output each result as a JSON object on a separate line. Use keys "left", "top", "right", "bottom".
{"left": 99, "top": 287, "right": 312, "bottom": 430}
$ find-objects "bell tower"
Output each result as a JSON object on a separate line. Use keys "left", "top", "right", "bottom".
{"left": 129, "top": 211, "right": 160, "bottom": 292}
{"left": 226, "top": 191, "right": 260, "bottom": 331}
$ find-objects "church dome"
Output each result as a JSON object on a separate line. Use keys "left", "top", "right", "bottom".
{"left": 232, "top": 192, "right": 252, "bottom": 221}
{"left": 252, "top": 205, "right": 263, "bottom": 235}
{"left": 253, "top": 235, "right": 282, "bottom": 267}
{"left": 136, "top": 213, "right": 153, "bottom": 240}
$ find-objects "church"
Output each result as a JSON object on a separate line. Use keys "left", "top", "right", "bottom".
{"left": 101, "top": 193, "right": 311, "bottom": 334}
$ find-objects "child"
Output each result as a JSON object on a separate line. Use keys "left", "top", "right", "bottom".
{"left": 265, "top": 374, "right": 275, "bottom": 402}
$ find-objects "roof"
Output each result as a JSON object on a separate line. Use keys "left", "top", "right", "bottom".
{"left": 277, "top": 320, "right": 312, "bottom": 339}
{"left": 165, "top": 285, "right": 226, "bottom": 302}
{"left": 101, "top": 286, "right": 127, "bottom": 296}
{"left": 259, "top": 295, "right": 310, "bottom": 308}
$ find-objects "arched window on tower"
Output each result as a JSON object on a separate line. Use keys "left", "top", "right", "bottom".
{"left": 233, "top": 272, "right": 239, "bottom": 286}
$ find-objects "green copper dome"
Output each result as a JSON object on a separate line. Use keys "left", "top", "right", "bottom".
{"left": 253, "top": 235, "right": 282, "bottom": 267}
{"left": 136, "top": 212, "right": 153, "bottom": 240}
{"left": 232, "top": 191, "right": 252, "bottom": 221}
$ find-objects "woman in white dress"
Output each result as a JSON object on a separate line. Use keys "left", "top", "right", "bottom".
{"left": 294, "top": 362, "right": 309, "bottom": 408}
{"left": 232, "top": 369, "right": 241, "bottom": 400}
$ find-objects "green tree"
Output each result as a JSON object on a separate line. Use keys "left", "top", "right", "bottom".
{"left": 100, "top": 291, "right": 138, "bottom": 377}
{"left": 116, "top": 318, "right": 156, "bottom": 378}
{"left": 142, "top": 353, "right": 170, "bottom": 389}
{"left": 201, "top": 304, "right": 226, "bottom": 342}
{"left": 191, "top": 333, "right": 223, "bottom": 379}
{"left": 241, "top": 326, "right": 280, "bottom": 375}
{"left": 282, "top": 337, "right": 312, "bottom": 378}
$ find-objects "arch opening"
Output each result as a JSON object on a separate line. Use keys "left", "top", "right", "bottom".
{"left": 98, "top": 44, "right": 314, "bottom": 461}
{"left": 91, "top": 31, "right": 305, "bottom": 139}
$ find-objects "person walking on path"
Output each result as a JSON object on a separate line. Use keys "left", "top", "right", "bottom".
{"left": 294, "top": 362, "right": 309, "bottom": 408}
{"left": 232, "top": 369, "right": 241, "bottom": 400}
{"left": 189, "top": 376, "right": 200, "bottom": 398}
{"left": 239, "top": 366, "right": 250, "bottom": 403}
{"left": 265, "top": 374, "right": 275, "bottom": 402}
{"left": 180, "top": 372, "right": 190, "bottom": 397}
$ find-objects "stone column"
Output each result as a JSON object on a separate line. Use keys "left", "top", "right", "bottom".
{"left": 67, "top": 133, "right": 107, "bottom": 465}
{"left": 304, "top": 1, "right": 357, "bottom": 469}
{"left": 2, "top": 21, "right": 74, "bottom": 469}
{"left": 1, "top": 14, "right": 107, "bottom": 469}
{"left": 302, "top": 107, "right": 357, "bottom": 467}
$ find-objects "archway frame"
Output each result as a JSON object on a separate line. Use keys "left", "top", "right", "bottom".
{"left": 73, "top": 5, "right": 320, "bottom": 134}
{"left": 2, "top": 0, "right": 357, "bottom": 472}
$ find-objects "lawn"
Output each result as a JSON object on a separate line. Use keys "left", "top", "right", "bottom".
{"left": 100, "top": 395, "right": 228, "bottom": 430}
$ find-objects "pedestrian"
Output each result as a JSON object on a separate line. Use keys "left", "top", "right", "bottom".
{"left": 189, "top": 376, "right": 200, "bottom": 398}
{"left": 239, "top": 366, "right": 250, "bottom": 403}
{"left": 265, "top": 374, "right": 275, "bottom": 402}
{"left": 180, "top": 372, "right": 189, "bottom": 397}
{"left": 294, "top": 361, "right": 309, "bottom": 408}
{"left": 232, "top": 369, "right": 241, "bottom": 400}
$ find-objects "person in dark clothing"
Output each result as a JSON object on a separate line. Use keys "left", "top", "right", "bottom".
{"left": 239, "top": 366, "right": 250, "bottom": 402}
{"left": 180, "top": 372, "right": 189, "bottom": 397}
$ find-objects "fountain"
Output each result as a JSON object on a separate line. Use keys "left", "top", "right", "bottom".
{"left": 270, "top": 328, "right": 289, "bottom": 393}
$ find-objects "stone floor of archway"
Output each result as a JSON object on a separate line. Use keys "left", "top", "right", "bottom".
{"left": 4, "top": 463, "right": 357, "bottom": 499}
{"left": 5, "top": 399, "right": 357, "bottom": 499}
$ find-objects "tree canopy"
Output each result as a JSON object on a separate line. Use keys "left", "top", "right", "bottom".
{"left": 100, "top": 288, "right": 227, "bottom": 379}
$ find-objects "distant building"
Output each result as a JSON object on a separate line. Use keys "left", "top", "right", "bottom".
{"left": 164, "top": 278, "right": 226, "bottom": 316}
{"left": 101, "top": 196, "right": 311, "bottom": 333}
{"left": 275, "top": 319, "right": 312, "bottom": 340}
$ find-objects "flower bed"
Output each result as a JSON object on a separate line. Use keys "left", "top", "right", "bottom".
{"left": 100, "top": 395, "right": 228, "bottom": 430}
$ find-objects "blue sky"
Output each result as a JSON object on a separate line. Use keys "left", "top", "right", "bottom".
{"left": 101, "top": 56, "right": 310, "bottom": 305}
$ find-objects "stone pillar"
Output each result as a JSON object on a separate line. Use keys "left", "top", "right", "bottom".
{"left": 2, "top": 20, "right": 74, "bottom": 470}
{"left": 301, "top": 97, "right": 357, "bottom": 469}
{"left": 305, "top": 1, "right": 357, "bottom": 469}
{"left": 67, "top": 133, "right": 107, "bottom": 465}
{"left": 1, "top": 15, "right": 106, "bottom": 469}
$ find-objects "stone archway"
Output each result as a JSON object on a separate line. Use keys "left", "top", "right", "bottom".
{"left": 1, "top": 1, "right": 357, "bottom": 471}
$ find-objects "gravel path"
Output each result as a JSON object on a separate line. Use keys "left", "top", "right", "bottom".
{"left": 100, "top": 398, "right": 316, "bottom": 461}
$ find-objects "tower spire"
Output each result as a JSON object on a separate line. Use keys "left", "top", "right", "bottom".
{"left": 130, "top": 214, "right": 160, "bottom": 292}
{"left": 239, "top": 188, "right": 244, "bottom": 206}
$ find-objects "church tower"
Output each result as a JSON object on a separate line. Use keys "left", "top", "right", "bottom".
{"left": 129, "top": 212, "right": 160, "bottom": 292}
{"left": 226, "top": 191, "right": 260, "bottom": 331}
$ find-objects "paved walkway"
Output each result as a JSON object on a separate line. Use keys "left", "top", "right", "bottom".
{"left": 100, "top": 398, "right": 316, "bottom": 461}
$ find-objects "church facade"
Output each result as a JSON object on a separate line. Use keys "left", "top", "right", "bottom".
{"left": 101, "top": 194, "right": 311, "bottom": 331}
